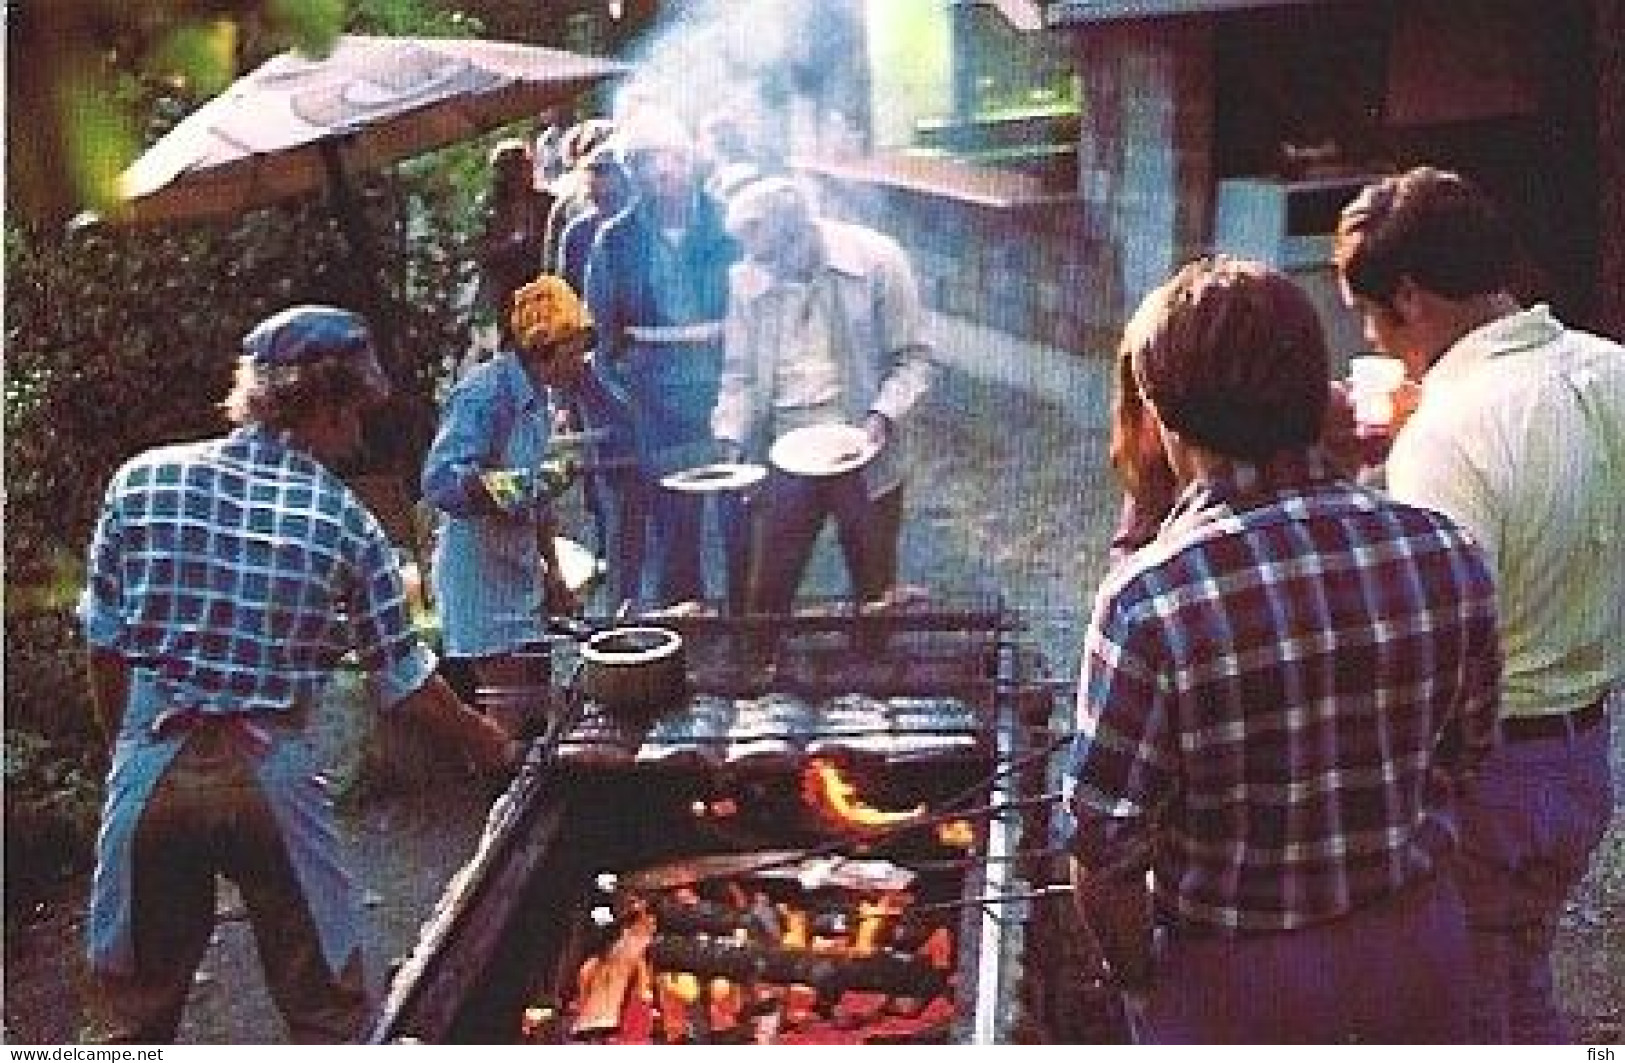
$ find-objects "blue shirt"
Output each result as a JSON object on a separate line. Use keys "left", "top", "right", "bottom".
{"left": 80, "top": 424, "right": 433, "bottom": 708}
{"left": 422, "top": 351, "right": 555, "bottom": 657}
{"left": 78, "top": 424, "right": 435, "bottom": 976}
{"left": 584, "top": 193, "right": 737, "bottom": 472}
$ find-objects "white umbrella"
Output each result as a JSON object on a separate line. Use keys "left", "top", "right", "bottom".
{"left": 112, "top": 36, "right": 629, "bottom": 482}
{"left": 118, "top": 34, "right": 629, "bottom": 223}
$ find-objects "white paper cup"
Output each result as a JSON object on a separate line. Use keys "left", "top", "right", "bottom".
{"left": 1348, "top": 355, "right": 1406, "bottom": 431}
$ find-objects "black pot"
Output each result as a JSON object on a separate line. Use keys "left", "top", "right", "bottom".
{"left": 578, "top": 625, "right": 687, "bottom": 722}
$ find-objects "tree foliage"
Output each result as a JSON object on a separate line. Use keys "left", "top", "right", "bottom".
{"left": 4, "top": 0, "right": 491, "bottom": 224}
{"left": 7, "top": 1, "right": 342, "bottom": 224}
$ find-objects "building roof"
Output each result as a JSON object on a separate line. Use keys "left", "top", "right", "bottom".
{"left": 1046, "top": 0, "right": 1329, "bottom": 25}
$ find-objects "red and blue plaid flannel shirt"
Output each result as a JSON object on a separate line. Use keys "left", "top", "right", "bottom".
{"left": 1066, "top": 450, "right": 1500, "bottom": 933}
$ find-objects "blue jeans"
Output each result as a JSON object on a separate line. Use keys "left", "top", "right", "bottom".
{"left": 621, "top": 344, "right": 722, "bottom": 607}
{"left": 1456, "top": 698, "right": 1614, "bottom": 1043}
{"left": 1132, "top": 874, "right": 1471, "bottom": 1043}
{"left": 90, "top": 729, "right": 365, "bottom": 1043}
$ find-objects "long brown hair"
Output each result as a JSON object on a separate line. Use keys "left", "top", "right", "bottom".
{"left": 1108, "top": 342, "right": 1171, "bottom": 501}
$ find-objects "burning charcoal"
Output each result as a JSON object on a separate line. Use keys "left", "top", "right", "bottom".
{"left": 645, "top": 936, "right": 948, "bottom": 999}
{"left": 654, "top": 971, "right": 702, "bottom": 1043}
{"left": 744, "top": 987, "right": 785, "bottom": 1044}
{"left": 778, "top": 906, "right": 809, "bottom": 950}
{"left": 883, "top": 995, "right": 928, "bottom": 1018}
{"left": 886, "top": 919, "right": 946, "bottom": 954}
{"left": 935, "top": 819, "right": 977, "bottom": 850}
{"left": 647, "top": 893, "right": 773, "bottom": 938}
{"left": 722, "top": 879, "right": 752, "bottom": 909}
{"left": 750, "top": 893, "right": 784, "bottom": 941}
{"left": 852, "top": 897, "right": 908, "bottom": 955}
{"left": 833, "top": 990, "right": 889, "bottom": 1029}
{"left": 918, "top": 927, "right": 955, "bottom": 971}
{"left": 782, "top": 983, "right": 821, "bottom": 1028}
{"left": 810, "top": 909, "right": 851, "bottom": 939}
{"left": 707, "top": 976, "right": 746, "bottom": 1034}
{"left": 519, "top": 1003, "right": 563, "bottom": 1043}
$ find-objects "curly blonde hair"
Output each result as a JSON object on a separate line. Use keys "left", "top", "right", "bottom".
{"left": 510, "top": 274, "right": 593, "bottom": 352}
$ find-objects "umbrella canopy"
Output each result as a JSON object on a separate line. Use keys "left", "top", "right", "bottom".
{"left": 117, "top": 34, "right": 629, "bottom": 223}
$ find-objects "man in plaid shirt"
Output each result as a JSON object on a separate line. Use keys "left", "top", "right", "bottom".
{"left": 1064, "top": 257, "right": 1501, "bottom": 1043}
{"left": 78, "top": 307, "right": 515, "bottom": 1043}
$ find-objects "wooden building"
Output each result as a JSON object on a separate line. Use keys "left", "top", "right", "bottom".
{"left": 808, "top": 0, "right": 1623, "bottom": 357}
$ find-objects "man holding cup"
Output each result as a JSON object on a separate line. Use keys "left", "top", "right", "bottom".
{"left": 1336, "top": 166, "right": 1624, "bottom": 1043}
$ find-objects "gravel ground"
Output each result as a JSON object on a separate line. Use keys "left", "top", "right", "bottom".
{"left": 4, "top": 313, "right": 1619, "bottom": 1044}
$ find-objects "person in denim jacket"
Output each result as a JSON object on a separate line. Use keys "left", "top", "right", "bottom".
{"left": 584, "top": 107, "right": 739, "bottom": 609}
{"left": 422, "top": 278, "right": 589, "bottom": 736}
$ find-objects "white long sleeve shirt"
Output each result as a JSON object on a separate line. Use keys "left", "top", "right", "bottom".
{"left": 1387, "top": 304, "right": 1625, "bottom": 717}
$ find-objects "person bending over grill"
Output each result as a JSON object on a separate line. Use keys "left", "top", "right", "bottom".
{"left": 712, "top": 176, "right": 937, "bottom": 623}
{"left": 423, "top": 276, "right": 597, "bottom": 738}
{"left": 1064, "top": 256, "right": 1501, "bottom": 1044}
{"left": 78, "top": 307, "right": 516, "bottom": 1043}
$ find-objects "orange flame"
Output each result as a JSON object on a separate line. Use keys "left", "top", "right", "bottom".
{"left": 852, "top": 895, "right": 906, "bottom": 956}
{"left": 800, "top": 758, "right": 925, "bottom": 832}
{"left": 935, "top": 818, "right": 976, "bottom": 849}
{"left": 655, "top": 971, "right": 699, "bottom": 1043}
{"left": 920, "top": 927, "right": 954, "bottom": 971}
{"left": 709, "top": 976, "right": 743, "bottom": 1032}
{"left": 779, "top": 905, "right": 809, "bottom": 950}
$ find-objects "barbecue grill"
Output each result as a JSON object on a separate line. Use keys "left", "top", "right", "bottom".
{"left": 368, "top": 597, "right": 1125, "bottom": 1044}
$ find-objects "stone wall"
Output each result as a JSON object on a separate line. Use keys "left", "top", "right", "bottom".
{"left": 817, "top": 3, "right": 1620, "bottom": 355}
{"left": 810, "top": 18, "right": 1216, "bottom": 360}
{"left": 1072, "top": 18, "right": 1215, "bottom": 334}
{"left": 822, "top": 183, "right": 1114, "bottom": 356}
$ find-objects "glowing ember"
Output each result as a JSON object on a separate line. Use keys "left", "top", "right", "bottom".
{"left": 935, "top": 819, "right": 976, "bottom": 849}
{"left": 560, "top": 870, "right": 958, "bottom": 1044}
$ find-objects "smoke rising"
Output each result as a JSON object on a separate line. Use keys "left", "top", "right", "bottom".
{"left": 610, "top": 0, "right": 870, "bottom": 174}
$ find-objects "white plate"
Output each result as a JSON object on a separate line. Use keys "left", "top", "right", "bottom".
{"left": 768, "top": 423, "right": 879, "bottom": 478}
{"left": 659, "top": 462, "right": 769, "bottom": 494}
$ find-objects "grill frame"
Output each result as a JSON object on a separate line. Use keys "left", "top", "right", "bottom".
{"left": 368, "top": 599, "right": 1117, "bottom": 1044}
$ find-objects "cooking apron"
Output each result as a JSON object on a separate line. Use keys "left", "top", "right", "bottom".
{"left": 88, "top": 668, "right": 360, "bottom": 978}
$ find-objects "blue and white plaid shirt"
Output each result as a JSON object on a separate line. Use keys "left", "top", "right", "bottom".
{"left": 79, "top": 424, "right": 434, "bottom": 713}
